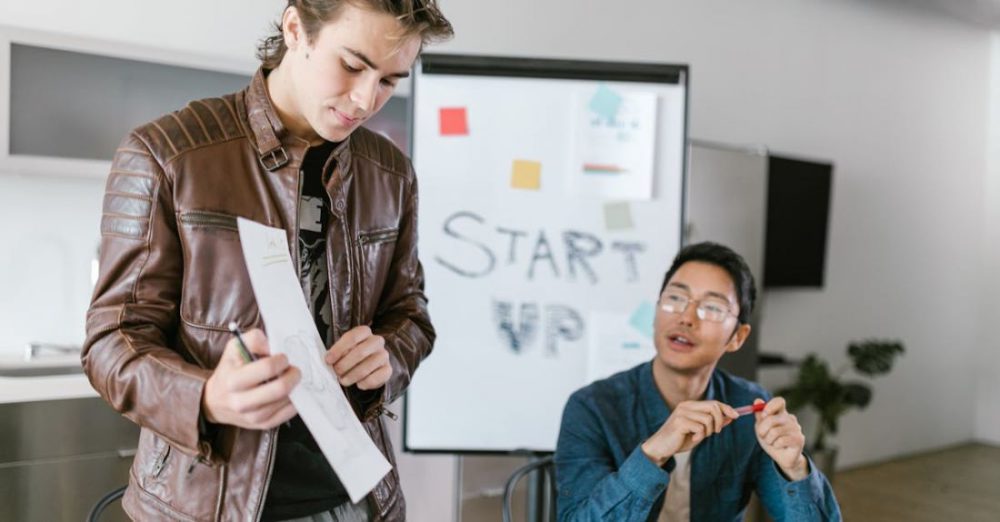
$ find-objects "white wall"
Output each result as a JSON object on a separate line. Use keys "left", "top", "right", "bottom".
{"left": 435, "top": 0, "right": 992, "bottom": 470}
{"left": 975, "top": 32, "right": 1000, "bottom": 445}
{"left": 0, "top": 1, "right": 279, "bottom": 63}
{"left": 0, "top": 7, "right": 280, "bottom": 354}
{"left": 1, "top": 0, "right": 997, "bottom": 520}
{"left": 0, "top": 174, "right": 105, "bottom": 350}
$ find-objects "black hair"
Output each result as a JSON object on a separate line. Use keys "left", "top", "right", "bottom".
{"left": 659, "top": 242, "right": 757, "bottom": 325}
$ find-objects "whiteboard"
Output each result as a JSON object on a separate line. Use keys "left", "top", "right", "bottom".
{"left": 405, "top": 55, "right": 688, "bottom": 453}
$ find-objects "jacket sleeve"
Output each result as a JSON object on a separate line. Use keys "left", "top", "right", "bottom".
{"left": 82, "top": 132, "right": 215, "bottom": 461}
{"left": 555, "top": 393, "right": 669, "bottom": 521}
{"left": 366, "top": 167, "right": 435, "bottom": 408}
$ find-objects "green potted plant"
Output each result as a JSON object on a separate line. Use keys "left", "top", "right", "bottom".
{"left": 776, "top": 339, "right": 905, "bottom": 478}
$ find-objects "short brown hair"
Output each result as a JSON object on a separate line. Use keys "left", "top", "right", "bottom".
{"left": 257, "top": 0, "right": 453, "bottom": 69}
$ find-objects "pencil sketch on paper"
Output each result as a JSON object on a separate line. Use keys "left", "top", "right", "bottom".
{"left": 283, "top": 331, "right": 353, "bottom": 432}
{"left": 282, "top": 331, "right": 359, "bottom": 471}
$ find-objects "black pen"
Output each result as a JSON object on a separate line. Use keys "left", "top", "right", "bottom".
{"left": 228, "top": 322, "right": 293, "bottom": 428}
{"left": 228, "top": 322, "right": 257, "bottom": 363}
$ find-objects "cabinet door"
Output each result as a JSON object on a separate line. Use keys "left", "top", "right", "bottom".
{"left": 0, "top": 27, "right": 252, "bottom": 177}
{"left": 0, "top": 453, "right": 132, "bottom": 521}
{"left": 0, "top": 398, "right": 139, "bottom": 521}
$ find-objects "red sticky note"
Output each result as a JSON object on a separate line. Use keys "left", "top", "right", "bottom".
{"left": 439, "top": 107, "right": 468, "bottom": 136}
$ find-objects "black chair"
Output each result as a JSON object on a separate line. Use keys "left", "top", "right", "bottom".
{"left": 502, "top": 456, "right": 556, "bottom": 522}
{"left": 86, "top": 485, "right": 127, "bottom": 522}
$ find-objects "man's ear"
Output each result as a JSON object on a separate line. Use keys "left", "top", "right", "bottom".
{"left": 726, "top": 323, "right": 752, "bottom": 353}
{"left": 282, "top": 6, "right": 305, "bottom": 50}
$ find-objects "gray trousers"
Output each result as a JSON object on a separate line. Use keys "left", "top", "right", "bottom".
{"left": 279, "top": 500, "right": 372, "bottom": 522}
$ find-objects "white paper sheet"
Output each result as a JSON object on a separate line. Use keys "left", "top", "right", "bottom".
{"left": 570, "top": 87, "right": 659, "bottom": 200}
{"left": 237, "top": 217, "right": 390, "bottom": 503}
{"left": 587, "top": 311, "right": 657, "bottom": 383}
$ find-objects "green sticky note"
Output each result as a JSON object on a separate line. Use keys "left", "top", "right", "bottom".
{"left": 604, "top": 201, "right": 634, "bottom": 231}
{"left": 589, "top": 84, "right": 623, "bottom": 122}
{"left": 629, "top": 301, "right": 656, "bottom": 338}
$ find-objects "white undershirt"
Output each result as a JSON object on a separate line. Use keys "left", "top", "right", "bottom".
{"left": 658, "top": 450, "right": 691, "bottom": 522}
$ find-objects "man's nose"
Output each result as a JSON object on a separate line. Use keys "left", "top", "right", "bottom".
{"left": 349, "top": 77, "right": 379, "bottom": 115}
{"left": 678, "top": 302, "right": 699, "bottom": 325}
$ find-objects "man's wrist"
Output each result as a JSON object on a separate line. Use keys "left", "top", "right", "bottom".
{"left": 198, "top": 411, "right": 218, "bottom": 439}
{"left": 200, "top": 380, "right": 219, "bottom": 424}
{"left": 640, "top": 439, "right": 671, "bottom": 467}
{"left": 780, "top": 454, "right": 810, "bottom": 482}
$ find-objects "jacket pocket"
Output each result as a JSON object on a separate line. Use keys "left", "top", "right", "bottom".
{"left": 136, "top": 430, "right": 172, "bottom": 484}
{"left": 178, "top": 210, "right": 238, "bottom": 231}
{"left": 369, "top": 416, "right": 402, "bottom": 516}
{"left": 133, "top": 429, "right": 219, "bottom": 521}
{"left": 359, "top": 228, "right": 399, "bottom": 246}
{"left": 178, "top": 210, "right": 259, "bottom": 331}
{"left": 134, "top": 430, "right": 175, "bottom": 500}
{"left": 356, "top": 228, "right": 398, "bottom": 321}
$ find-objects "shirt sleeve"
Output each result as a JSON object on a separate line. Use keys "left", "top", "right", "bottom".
{"left": 555, "top": 393, "right": 669, "bottom": 521}
{"left": 754, "top": 448, "right": 843, "bottom": 521}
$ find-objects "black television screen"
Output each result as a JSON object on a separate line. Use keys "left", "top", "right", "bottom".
{"left": 763, "top": 155, "right": 833, "bottom": 288}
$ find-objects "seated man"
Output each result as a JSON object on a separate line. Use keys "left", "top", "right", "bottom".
{"left": 555, "top": 242, "right": 841, "bottom": 521}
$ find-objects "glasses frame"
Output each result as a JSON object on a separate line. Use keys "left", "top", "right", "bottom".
{"left": 657, "top": 291, "right": 738, "bottom": 323}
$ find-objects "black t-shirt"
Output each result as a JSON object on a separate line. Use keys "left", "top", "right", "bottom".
{"left": 262, "top": 141, "right": 349, "bottom": 521}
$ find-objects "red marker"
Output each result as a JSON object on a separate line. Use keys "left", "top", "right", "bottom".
{"left": 734, "top": 402, "right": 766, "bottom": 416}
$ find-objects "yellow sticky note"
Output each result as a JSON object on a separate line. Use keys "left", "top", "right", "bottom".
{"left": 511, "top": 160, "right": 541, "bottom": 190}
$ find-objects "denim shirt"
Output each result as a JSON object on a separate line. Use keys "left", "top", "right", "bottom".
{"left": 554, "top": 362, "right": 842, "bottom": 521}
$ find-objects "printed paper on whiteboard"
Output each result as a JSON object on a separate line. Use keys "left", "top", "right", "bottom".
{"left": 571, "top": 88, "right": 658, "bottom": 200}
{"left": 587, "top": 310, "right": 656, "bottom": 383}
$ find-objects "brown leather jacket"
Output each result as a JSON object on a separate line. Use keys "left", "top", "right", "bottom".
{"left": 83, "top": 69, "right": 433, "bottom": 521}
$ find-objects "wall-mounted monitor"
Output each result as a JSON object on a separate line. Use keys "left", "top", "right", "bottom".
{"left": 763, "top": 154, "right": 833, "bottom": 288}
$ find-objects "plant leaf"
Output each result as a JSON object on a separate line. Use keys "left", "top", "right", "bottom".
{"left": 843, "top": 382, "right": 872, "bottom": 408}
{"left": 849, "top": 339, "right": 905, "bottom": 377}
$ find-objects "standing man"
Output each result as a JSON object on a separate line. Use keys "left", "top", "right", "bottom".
{"left": 555, "top": 242, "right": 841, "bottom": 521}
{"left": 83, "top": 1, "right": 452, "bottom": 520}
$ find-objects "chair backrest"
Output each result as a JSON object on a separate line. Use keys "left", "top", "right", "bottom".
{"left": 502, "top": 456, "right": 556, "bottom": 522}
{"left": 86, "top": 485, "right": 127, "bottom": 522}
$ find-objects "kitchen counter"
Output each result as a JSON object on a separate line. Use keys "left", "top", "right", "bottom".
{"left": 0, "top": 373, "right": 98, "bottom": 404}
{"left": 0, "top": 354, "right": 99, "bottom": 404}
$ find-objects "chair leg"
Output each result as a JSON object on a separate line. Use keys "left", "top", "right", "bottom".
{"left": 86, "top": 485, "right": 127, "bottom": 522}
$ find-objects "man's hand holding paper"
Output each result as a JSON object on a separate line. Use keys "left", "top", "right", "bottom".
{"left": 325, "top": 325, "right": 392, "bottom": 390}
{"left": 201, "top": 329, "right": 301, "bottom": 430}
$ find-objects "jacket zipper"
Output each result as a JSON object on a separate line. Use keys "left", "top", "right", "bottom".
{"left": 350, "top": 221, "right": 363, "bottom": 326}
{"left": 178, "top": 211, "right": 238, "bottom": 231}
{"left": 358, "top": 229, "right": 399, "bottom": 246}
{"left": 251, "top": 428, "right": 280, "bottom": 522}
{"left": 152, "top": 444, "right": 171, "bottom": 477}
{"left": 359, "top": 227, "right": 399, "bottom": 422}
{"left": 323, "top": 163, "right": 340, "bottom": 341}
{"left": 252, "top": 159, "right": 304, "bottom": 522}
{"left": 292, "top": 166, "right": 304, "bottom": 273}
{"left": 330, "top": 162, "right": 388, "bottom": 517}
{"left": 328, "top": 164, "right": 361, "bottom": 328}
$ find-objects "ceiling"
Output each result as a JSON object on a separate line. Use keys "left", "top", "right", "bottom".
{"left": 901, "top": 0, "right": 1000, "bottom": 28}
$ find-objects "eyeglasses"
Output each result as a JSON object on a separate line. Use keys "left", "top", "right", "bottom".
{"left": 658, "top": 291, "right": 737, "bottom": 323}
